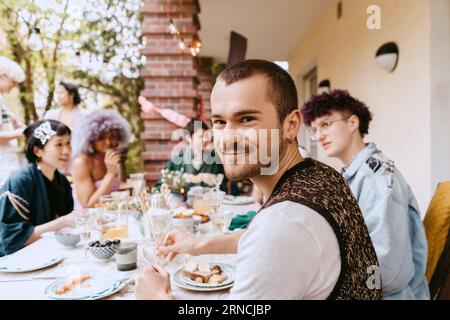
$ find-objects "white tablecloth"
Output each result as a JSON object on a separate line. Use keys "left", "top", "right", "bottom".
{"left": 0, "top": 202, "right": 260, "bottom": 300}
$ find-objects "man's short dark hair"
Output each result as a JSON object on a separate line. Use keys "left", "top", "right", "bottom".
{"left": 23, "top": 119, "right": 71, "bottom": 163}
{"left": 301, "top": 89, "right": 373, "bottom": 136}
{"left": 218, "top": 59, "right": 298, "bottom": 123}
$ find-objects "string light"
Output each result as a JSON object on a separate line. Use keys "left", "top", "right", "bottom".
{"left": 168, "top": 18, "right": 201, "bottom": 57}
{"left": 0, "top": 0, "right": 43, "bottom": 52}
{"left": 28, "top": 27, "right": 43, "bottom": 51}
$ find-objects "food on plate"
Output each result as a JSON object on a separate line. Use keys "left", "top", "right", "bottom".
{"left": 173, "top": 207, "right": 210, "bottom": 223}
{"left": 182, "top": 260, "right": 228, "bottom": 284}
{"left": 211, "top": 265, "right": 222, "bottom": 275}
{"left": 182, "top": 270, "right": 211, "bottom": 283}
{"left": 56, "top": 274, "right": 92, "bottom": 294}
{"left": 191, "top": 212, "right": 209, "bottom": 223}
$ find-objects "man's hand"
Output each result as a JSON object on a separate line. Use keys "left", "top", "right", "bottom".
{"left": 157, "top": 228, "right": 199, "bottom": 261}
{"left": 135, "top": 264, "right": 173, "bottom": 300}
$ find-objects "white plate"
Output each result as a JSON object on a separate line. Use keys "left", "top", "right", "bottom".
{"left": 0, "top": 254, "right": 63, "bottom": 273}
{"left": 173, "top": 263, "right": 234, "bottom": 291}
{"left": 223, "top": 196, "right": 254, "bottom": 205}
{"left": 45, "top": 275, "right": 127, "bottom": 300}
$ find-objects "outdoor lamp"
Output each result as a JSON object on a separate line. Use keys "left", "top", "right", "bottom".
{"left": 318, "top": 79, "right": 331, "bottom": 94}
{"left": 375, "top": 42, "right": 399, "bottom": 72}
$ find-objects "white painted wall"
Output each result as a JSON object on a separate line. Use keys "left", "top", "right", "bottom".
{"left": 429, "top": 0, "right": 450, "bottom": 196}
{"left": 288, "top": 0, "right": 449, "bottom": 213}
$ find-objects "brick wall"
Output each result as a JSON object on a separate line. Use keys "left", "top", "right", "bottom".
{"left": 140, "top": 0, "right": 210, "bottom": 187}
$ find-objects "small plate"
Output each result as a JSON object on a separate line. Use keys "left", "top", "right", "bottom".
{"left": 173, "top": 263, "right": 234, "bottom": 291}
{"left": 223, "top": 196, "right": 254, "bottom": 205}
{"left": 45, "top": 275, "right": 127, "bottom": 300}
{"left": 0, "top": 255, "right": 63, "bottom": 273}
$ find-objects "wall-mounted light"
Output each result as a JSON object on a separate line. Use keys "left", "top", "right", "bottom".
{"left": 375, "top": 42, "right": 399, "bottom": 72}
{"left": 318, "top": 79, "right": 331, "bottom": 94}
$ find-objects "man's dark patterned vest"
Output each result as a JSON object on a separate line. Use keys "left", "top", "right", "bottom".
{"left": 259, "top": 158, "right": 383, "bottom": 300}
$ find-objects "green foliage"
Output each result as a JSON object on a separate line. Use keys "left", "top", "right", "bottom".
{"left": 0, "top": 0, "right": 145, "bottom": 174}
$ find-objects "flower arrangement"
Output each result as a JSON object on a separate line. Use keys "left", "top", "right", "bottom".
{"left": 157, "top": 168, "right": 187, "bottom": 196}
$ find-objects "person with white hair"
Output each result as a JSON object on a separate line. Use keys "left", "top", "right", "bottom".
{"left": 0, "top": 56, "right": 26, "bottom": 187}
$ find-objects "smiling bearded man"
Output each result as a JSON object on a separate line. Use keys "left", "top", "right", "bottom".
{"left": 135, "top": 60, "right": 382, "bottom": 300}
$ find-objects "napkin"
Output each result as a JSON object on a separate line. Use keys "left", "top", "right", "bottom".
{"left": 228, "top": 211, "right": 257, "bottom": 231}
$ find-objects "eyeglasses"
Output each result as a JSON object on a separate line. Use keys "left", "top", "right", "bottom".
{"left": 308, "top": 117, "right": 350, "bottom": 141}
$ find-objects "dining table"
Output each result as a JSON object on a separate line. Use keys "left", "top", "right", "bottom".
{"left": 0, "top": 201, "right": 260, "bottom": 300}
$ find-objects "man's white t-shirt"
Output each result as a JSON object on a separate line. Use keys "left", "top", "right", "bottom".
{"left": 228, "top": 201, "right": 341, "bottom": 300}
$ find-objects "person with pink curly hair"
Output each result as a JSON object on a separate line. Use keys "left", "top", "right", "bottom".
{"left": 71, "top": 109, "right": 131, "bottom": 208}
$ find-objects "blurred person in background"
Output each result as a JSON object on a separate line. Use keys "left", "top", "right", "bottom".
{"left": 0, "top": 56, "right": 26, "bottom": 187}
{"left": 71, "top": 109, "right": 131, "bottom": 209}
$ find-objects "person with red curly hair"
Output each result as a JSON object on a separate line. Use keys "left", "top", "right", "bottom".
{"left": 301, "top": 89, "right": 430, "bottom": 300}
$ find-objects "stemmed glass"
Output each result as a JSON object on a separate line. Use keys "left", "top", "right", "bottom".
{"left": 211, "top": 210, "right": 233, "bottom": 235}
{"left": 205, "top": 190, "right": 225, "bottom": 224}
{"left": 75, "top": 209, "right": 93, "bottom": 261}
{"left": 148, "top": 211, "right": 172, "bottom": 266}
{"left": 140, "top": 193, "right": 172, "bottom": 267}
{"left": 129, "top": 173, "right": 146, "bottom": 197}
{"left": 214, "top": 174, "right": 225, "bottom": 191}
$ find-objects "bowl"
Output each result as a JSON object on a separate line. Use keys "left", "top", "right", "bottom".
{"left": 87, "top": 246, "right": 117, "bottom": 261}
{"left": 87, "top": 240, "right": 120, "bottom": 261}
{"left": 54, "top": 231, "right": 81, "bottom": 248}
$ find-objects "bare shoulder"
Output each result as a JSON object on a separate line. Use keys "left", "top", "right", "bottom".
{"left": 72, "top": 155, "right": 92, "bottom": 174}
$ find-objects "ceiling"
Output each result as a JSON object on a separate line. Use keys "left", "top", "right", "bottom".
{"left": 198, "top": 0, "right": 332, "bottom": 63}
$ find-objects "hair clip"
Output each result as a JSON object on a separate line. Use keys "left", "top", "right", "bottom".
{"left": 33, "top": 121, "right": 56, "bottom": 145}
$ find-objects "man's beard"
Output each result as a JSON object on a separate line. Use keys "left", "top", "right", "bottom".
{"left": 221, "top": 134, "right": 288, "bottom": 181}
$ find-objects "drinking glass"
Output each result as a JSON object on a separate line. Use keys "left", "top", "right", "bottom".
{"left": 75, "top": 209, "right": 93, "bottom": 261}
{"left": 205, "top": 190, "right": 225, "bottom": 218}
{"left": 148, "top": 210, "right": 172, "bottom": 266}
{"left": 98, "top": 193, "right": 129, "bottom": 240}
{"left": 75, "top": 209, "right": 93, "bottom": 241}
{"left": 211, "top": 209, "right": 233, "bottom": 235}
{"left": 129, "top": 173, "right": 146, "bottom": 197}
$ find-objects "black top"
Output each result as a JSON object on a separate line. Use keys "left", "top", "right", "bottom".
{"left": 40, "top": 170, "right": 68, "bottom": 219}
{"left": 0, "top": 163, "right": 74, "bottom": 256}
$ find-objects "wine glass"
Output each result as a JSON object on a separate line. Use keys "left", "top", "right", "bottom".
{"left": 214, "top": 174, "right": 225, "bottom": 191}
{"left": 205, "top": 190, "right": 225, "bottom": 219}
{"left": 75, "top": 209, "right": 93, "bottom": 261}
{"left": 129, "top": 173, "right": 146, "bottom": 197}
{"left": 148, "top": 210, "right": 172, "bottom": 266}
{"left": 211, "top": 209, "right": 233, "bottom": 235}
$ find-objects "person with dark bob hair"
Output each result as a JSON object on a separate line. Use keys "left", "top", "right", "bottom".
{"left": 0, "top": 120, "right": 77, "bottom": 256}
{"left": 44, "top": 81, "right": 88, "bottom": 129}
{"left": 154, "top": 118, "right": 227, "bottom": 195}
{"left": 301, "top": 89, "right": 430, "bottom": 300}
